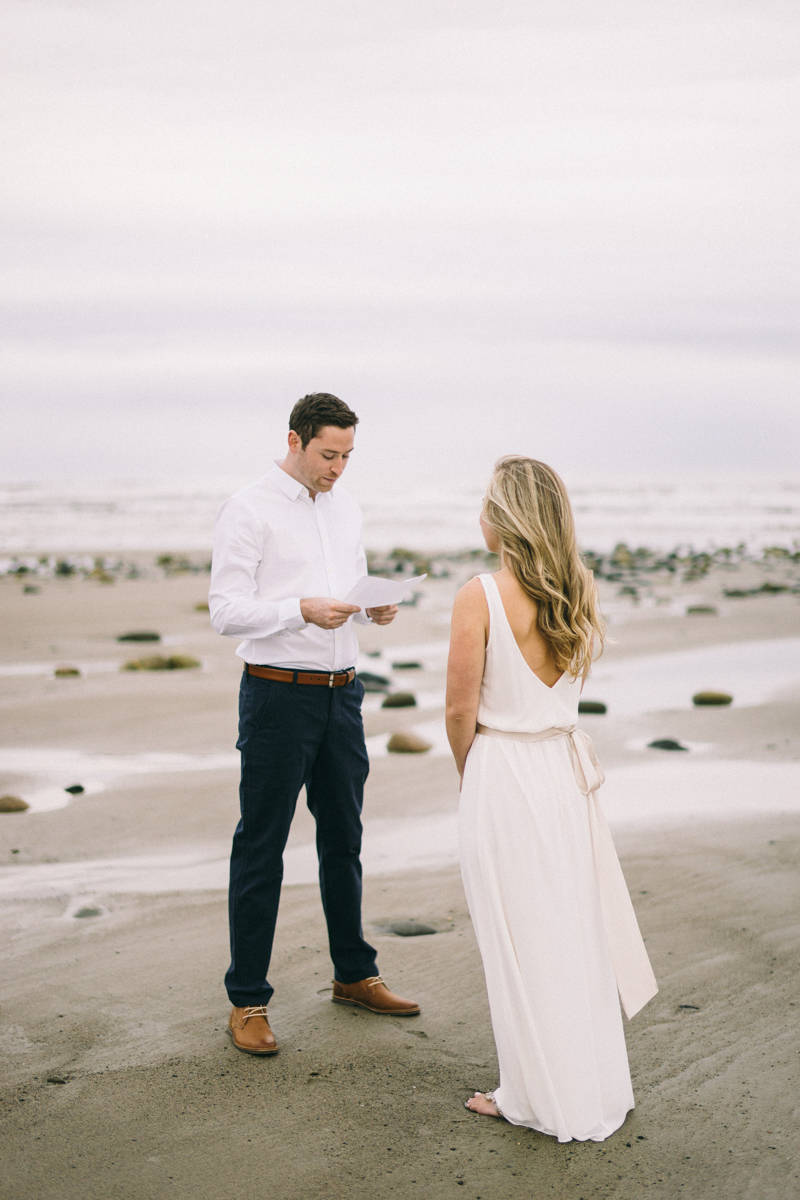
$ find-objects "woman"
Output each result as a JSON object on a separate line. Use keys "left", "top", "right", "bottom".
{"left": 446, "top": 456, "right": 657, "bottom": 1143}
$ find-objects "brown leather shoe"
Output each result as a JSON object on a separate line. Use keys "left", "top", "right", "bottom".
{"left": 228, "top": 1005, "right": 278, "bottom": 1055}
{"left": 332, "top": 975, "right": 420, "bottom": 1016}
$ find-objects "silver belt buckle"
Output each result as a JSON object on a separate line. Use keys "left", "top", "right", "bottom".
{"left": 328, "top": 672, "right": 335, "bottom": 688}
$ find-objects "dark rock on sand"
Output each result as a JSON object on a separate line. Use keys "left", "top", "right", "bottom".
{"left": 724, "top": 583, "right": 789, "bottom": 598}
{"left": 382, "top": 692, "right": 417, "bottom": 708}
{"left": 122, "top": 655, "right": 200, "bottom": 671}
{"left": 0, "top": 795, "right": 29, "bottom": 812}
{"left": 166, "top": 655, "right": 201, "bottom": 670}
{"left": 64, "top": 784, "right": 84, "bottom": 795}
{"left": 54, "top": 665, "right": 81, "bottom": 677}
{"left": 392, "top": 661, "right": 422, "bottom": 670}
{"left": 117, "top": 631, "right": 161, "bottom": 642}
{"left": 73, "top": 906, "right": 104, "bottom": 919}
{"left": 388, "top": 921, "right": 437, "bottom": 937}
{"left": 648, "top": 739, "right": 689, "bottom": 751}
{"left": 358, "top": 671, "right": 391, "bottom": 692}
{"left": 386, "top": 731, "right": 431, "bottom": 753}
{"left": 47, "top": 1074, "right": 69, "bottom": 1084}
{"left": 686, "top": 605, "right": 718, "bottom": 615}
{"left": 693, "top": 691, "right": 733, "bottom": 706}
{"left": 578, "top": 700, "right": 607, "bottom": 714}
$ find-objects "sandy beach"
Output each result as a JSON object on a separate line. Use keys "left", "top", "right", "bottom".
{"left": 2, "top": 559, "right": 799, "bottom": 1199}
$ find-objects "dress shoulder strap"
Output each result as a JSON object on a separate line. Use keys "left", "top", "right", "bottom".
{"left": 477, "top": 573, "right": 506, "bottom": 639}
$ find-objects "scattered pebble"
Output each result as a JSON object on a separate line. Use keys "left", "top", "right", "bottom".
{"left": 389, "top": 920, "right": 436, "bottom": 937}
{"left": 578, "top": 700, "right": 607, "bottom": 714}
{"left": 686, "top": 605, "right": 718, "bottom": 615}
{"left": 117, "top": 631, "right": 161, "bottom": 643}
{"left": 382, "top": 692, "right": 417, "bottom": 708}
{"left": 0, "top": 795, "right": 29, "bottom": 813}
{"left": 121, "top": 655, "right": 200, "bottom": 671}
{"left": 692, "top": 691, "right": 733, "bottom": 706}
{"left": 23, "top": 585, "right": 41, "bottom": 594}
{"left": 678, "top": 1004, "right": 700, "bottom": 1010}
{"left": 46, "top": 1074, "right": 69, "bottom": 1085}
{"left": 54, "top": 665, "right": 81, "bottom": 677}
{"left": 647, "top": 739, "right": 689, "bottom": 752}
{"left": 386, "top": 731, "right": 431, "bottom": 753}
{"left": 392, "top": 661, "right": 422, "bottom": 670}
{"left": 64, "top": 784, "right": 84, "bottom": 795}
{"left": 73, "top": 906, "right": 104, "bottom": 919}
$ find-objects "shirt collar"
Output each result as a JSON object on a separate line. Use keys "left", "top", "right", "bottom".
{"left": 268, "top": 460, "right": 331, "bottom": 505}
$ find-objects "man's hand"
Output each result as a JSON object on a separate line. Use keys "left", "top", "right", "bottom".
{"left": 300, "top": 598, "right": 362, "bottom": 629}
{"left": 366, "top": 604, "right": 399, "bottom": 626}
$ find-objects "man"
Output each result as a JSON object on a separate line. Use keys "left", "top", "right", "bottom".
{"left": 209, "top": 392, "right": 420, "bottom": 1055}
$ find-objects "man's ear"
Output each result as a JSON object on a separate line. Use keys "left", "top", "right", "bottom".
{"left": 288, "top": 430, "right": 302, "bottom": 453}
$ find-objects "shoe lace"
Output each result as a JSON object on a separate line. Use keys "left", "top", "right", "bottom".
{"left": 242, "top": 1005, "right": 270, "bottom": 1021}
{"left": 366, "top": 976, "right": 384, "bottom": 989}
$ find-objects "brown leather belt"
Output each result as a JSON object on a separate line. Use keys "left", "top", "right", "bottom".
{"left": 245, "top": 663, "right": 356, "bottom": 688}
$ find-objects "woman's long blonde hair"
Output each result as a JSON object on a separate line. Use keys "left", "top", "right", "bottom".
{"left": 483, "top": 456, "right": 604, "bottom": 679}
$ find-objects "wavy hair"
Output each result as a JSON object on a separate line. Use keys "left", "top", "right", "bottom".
{"left": 483, "top": 456, "right": 604, "bottom": 679}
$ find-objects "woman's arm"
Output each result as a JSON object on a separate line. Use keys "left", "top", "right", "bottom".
{"left": 446, "top": 578, "right": 489, "bottom": 780}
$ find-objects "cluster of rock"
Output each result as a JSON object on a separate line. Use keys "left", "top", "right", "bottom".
{"left": 1, "top": 553, "right": 212, "bottom": 582}
{"left": 581, "top": 542, "right": 800, "bottom": 591}
{"left": 723, "top": 581, "right": 794, "bottom": 598}
{"left": 365, "top": 546, "right": 499, "bottom": 584}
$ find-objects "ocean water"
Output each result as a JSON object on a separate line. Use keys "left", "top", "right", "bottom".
{"left": 0, "top": 475, "right": 799, "bottom": 556}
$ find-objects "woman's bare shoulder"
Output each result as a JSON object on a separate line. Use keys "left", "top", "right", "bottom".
{"left": 453, "top": 575, "right": 490, "bottom": 618}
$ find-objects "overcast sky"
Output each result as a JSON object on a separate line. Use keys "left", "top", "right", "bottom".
{"left": 2, "top": 0, "right": 799, "bottom": 484}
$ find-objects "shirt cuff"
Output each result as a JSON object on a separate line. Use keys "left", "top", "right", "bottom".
{"left": 279, "top": 597, "right": 307, "bottom": 631}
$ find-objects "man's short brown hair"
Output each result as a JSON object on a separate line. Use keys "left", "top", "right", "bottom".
{"left": 289, "top": 393, "right": 359, "bottom": 448}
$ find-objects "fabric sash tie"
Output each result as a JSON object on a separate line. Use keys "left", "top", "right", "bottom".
{"left": 475, "top": 722, "right": 658, "bottom": 1019}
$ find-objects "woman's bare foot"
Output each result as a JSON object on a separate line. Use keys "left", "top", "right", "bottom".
{"left": 464, "top": 1091, "right": 502, "bottom": 1117}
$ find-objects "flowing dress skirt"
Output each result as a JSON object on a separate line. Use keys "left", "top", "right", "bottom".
{"left": 459, "top": 732, "right": 635, "bottom": 1142}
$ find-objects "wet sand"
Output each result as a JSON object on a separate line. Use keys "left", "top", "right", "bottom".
{"left": 1, "top": 567, "right": 799, "bottom": 1198}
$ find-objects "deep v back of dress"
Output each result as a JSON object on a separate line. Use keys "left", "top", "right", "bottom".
{"left": 477, "top": 573, "right": 580, "bottom": 733}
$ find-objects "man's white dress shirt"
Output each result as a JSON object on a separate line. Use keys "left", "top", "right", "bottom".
{"left": 209, "top": 462, "right": 371, "bottom": 671}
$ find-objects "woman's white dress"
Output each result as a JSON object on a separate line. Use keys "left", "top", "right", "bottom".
{"left": 459, "top": 574, "right": 658, "bottom": 1143}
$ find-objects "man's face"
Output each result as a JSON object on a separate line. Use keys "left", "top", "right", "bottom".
{"left": 289, "top": 425, "right": 355, "bottom": 495}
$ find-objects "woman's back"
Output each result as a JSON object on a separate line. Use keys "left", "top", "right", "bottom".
{"left": 492, "top": 569, "right": 562, "bottom": 687}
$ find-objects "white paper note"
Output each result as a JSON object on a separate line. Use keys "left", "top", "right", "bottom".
{"left": 344, "top": 574, "right": 427, "bottom": 610}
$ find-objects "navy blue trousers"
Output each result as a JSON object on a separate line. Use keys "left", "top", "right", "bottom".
{"left": 225, "top": 669, "right": 378, "bottom": 1007}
